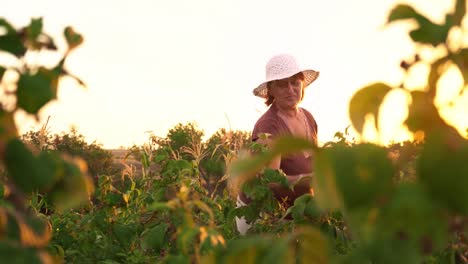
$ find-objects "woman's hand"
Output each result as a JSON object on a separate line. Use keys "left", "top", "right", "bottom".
{"left": 290, "top": 173, "right": 315, "bottom": 197}
{"left": 287, "top": 173, "right": 313, "bottom": 186}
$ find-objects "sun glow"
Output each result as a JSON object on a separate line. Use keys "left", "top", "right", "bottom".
{"left": 3, "top": 0, "right": 467, "bottom": 148}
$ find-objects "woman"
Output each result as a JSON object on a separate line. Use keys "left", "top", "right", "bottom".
{"left": 236, "top": 54, "right": 319, "bottom": 235}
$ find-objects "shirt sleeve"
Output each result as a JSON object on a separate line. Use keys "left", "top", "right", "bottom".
{"left": 251, "top": 118, "right": 281, "bottom": 142}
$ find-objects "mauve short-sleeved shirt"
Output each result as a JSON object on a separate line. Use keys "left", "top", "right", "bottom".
{"left": 240, "top": 103, "right": 318, "bottom": 206}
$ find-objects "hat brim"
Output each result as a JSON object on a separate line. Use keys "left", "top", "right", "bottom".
{"left": 252, "top": 69, "right": 319, "bottom": 98}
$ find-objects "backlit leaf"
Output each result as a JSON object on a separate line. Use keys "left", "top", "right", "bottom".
{"left": 230, "top": 136, "right": 315, "bottom": 181}
{"left": 313, "top": 148, "right": 343, "bottom": 210}
{"left": 4, "top": 139, "right": 41, "bottom": 193}
{"left": 387, "top": 4, "right": 451, "bottom": 46}
{"left": 315, "top": 144, "right": 394, "bottom": 210}
{"left": 4, "top": 140, "right": 62, "bottom": 193}
{"left": 447, "top": 0, "right": 466, "bottom": 26}
{"left": 387, "top": 5, "right": 420, "bottom": 22}
{"left": 26, "top": 17, "right": 43, "bottom": 45}
{"left": 405, "top": 91, "right": 446, "bottom": 133}
{"left": 0, "top": 18, "right": 15, "bottom": 33}
{"left": 417, "top": 133, "right": 468, "bottom": 214}
{"left": 270, "top": 136, "right": 316, "bottom": 156}
{"left": 0, "top": 34, "right": 26, "bottom": 57}
{"left": 349, "top": 82, "right": 392, "bottom": 134}
{"left": 16, "top": 71, "right": 56, "bottom": 114}
{"left": 409, "top": 22, "right": 451, "bottom": 47}
{"left": 64, "top": 26, "right": 83, "bottom": 51}
{"left": 0, "top": 18, "right": 25, "bottom": 56}
{"left": 49, "top": 157, "right": 94, "bottom": 211}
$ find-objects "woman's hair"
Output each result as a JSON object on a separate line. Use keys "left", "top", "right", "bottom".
{"left": 265, "top": 72, "right": 305, "bottom": 106}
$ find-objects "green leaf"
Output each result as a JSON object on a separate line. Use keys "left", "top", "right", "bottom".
{"left": 177, "top": 226, "right": 199, "bottom": 254}
{"left": 0, "top": 34, "right": 26, "bottom": 57}
{"left": 262, "top": 168, "right": 288, "bottom": 187}
{"left": 295, "top": 227, "right": 329, "bottom": 264}
{"left": 0, "top": 19, "right": 26, "bottom": 56}
{"left": 409, "top": 22, "right": 451, "bottom": 47}
{"left": 64, "top": 26, "right": 83, "bottom": 51}
{"left": 22, "top": 213, "right": 52, "bottom": 247}
{"left": 260, "top": 239, "right": 291, "bottom": 264}
{"left": 229, "top": 151, "right": 275, "bottom": 181}
{"left": 377, "top": 183, "right": 448, "bottom": 253}
{"left": 313, "top": 148, "right": 343, "bottom": 210}
{"left": 230, "top": 136, "right": 315, "bottom": 181}
{"left": 0, "top": 18, "right": 16, "bottom": 33}
{"left": 387, "top": 4, "right": 451, "bottom": 46}
{"left": 349, "top": 82, "right": 392, "bottom": 134}
{"left": 405, "top": 91, "right": 445, "bottom": 133}
{"left": 4, "top": 210, "right": 21, "bottom": 241}
{"left": 4, "top": 139, "right": 40, "bottom": 193}
{"left": 241, "top": 177, "right": 274, "bottom": 203}
{"left": 417, "top": 134, "right": 468, "bottom": 214}
{"left": 364, "top": 238, "right": 423, "bottom": 264}
{"left": 36, "top": 151, "right": 65, "bottom": 190}
{"left": 270, "top": 136, "right": 316, "bottom": 155}
{"left": 49, "top": 244, "right": 65, "bottom": 259}
{"left": 0, "top": 242, "right": 44, "bottom": 264}
{"left": 141, "top": 151, "right": 150, "bottom": 169}
{"left": 112, "top": 222, "right": 137, "bottom": 248}
{"left": 26, "top": 17, "right": 43, "bottom": 44}
{"left": 16, "top": 70, "right": 56, "bottom": 114}
{"left": 162, "top": 255, "right": 190, "bottom": 264}
{"left": 141, "top": 223, "right": 168, "bottom": 252}
{"left": 290, "top": 194, "right": 312, "bottom": 221}
{"left": 303, "top": 196, "right": 321, "bottom": 218}
{"left": 447, "top": 0, "right": 466, "bottom": 26}
{"left": 387, "top": 4, "right": 420, "bottom": 22}
{"left": 191, "top": 200, "right": 215, "bottom": 225}
{"left": 49, "top": 159, "right": 94, "bottom": 211}
{"left": 231, "top": 204, "right": 258, "bottom": 223}
{"left": 4, "top": 140, "right": 60, "bottom": 193}
{"left": 315, "top": 144, "right": 394, "bottom": 211}
{"left": 199, "top": 228, "right": 226, "bottom": 253}
{"left": 208, "top": 235, "right": 291, "bottom": 264}
{"left": 148, "top": 202, "right": 171, "bottom": 211}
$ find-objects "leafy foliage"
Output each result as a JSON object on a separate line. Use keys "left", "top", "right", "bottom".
{"left": 2, "top": 0, "right": 468, "bottom": 262}
{"left": 0, "top": 18, "right": 93, "bottom": 263}
{"left": 22, "top": 127, "right": 116, "bottom": 178}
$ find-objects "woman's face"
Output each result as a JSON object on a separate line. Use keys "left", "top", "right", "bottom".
{"left": 269, "top": 75, "right": 304, "bottom": 109}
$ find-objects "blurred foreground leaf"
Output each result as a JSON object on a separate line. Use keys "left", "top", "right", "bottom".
{"left": 349, "top": 83, "right": 392, "bottom": 134}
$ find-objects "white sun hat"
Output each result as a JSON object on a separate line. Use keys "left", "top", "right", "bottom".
{"left": 253, "top": 54, "right": 319, "bottom": 98}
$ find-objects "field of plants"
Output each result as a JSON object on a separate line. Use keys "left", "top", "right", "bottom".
{"left": 1, "top": 1, "right": 468, "bottom": 263}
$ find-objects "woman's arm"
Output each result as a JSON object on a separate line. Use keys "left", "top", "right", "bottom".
{"left": 256, "top": 136, "right": 313, "bottom": 192}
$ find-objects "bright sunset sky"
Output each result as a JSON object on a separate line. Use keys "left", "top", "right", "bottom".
{"left": 2, "top": 0, "right": 467, "bottom": 148}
